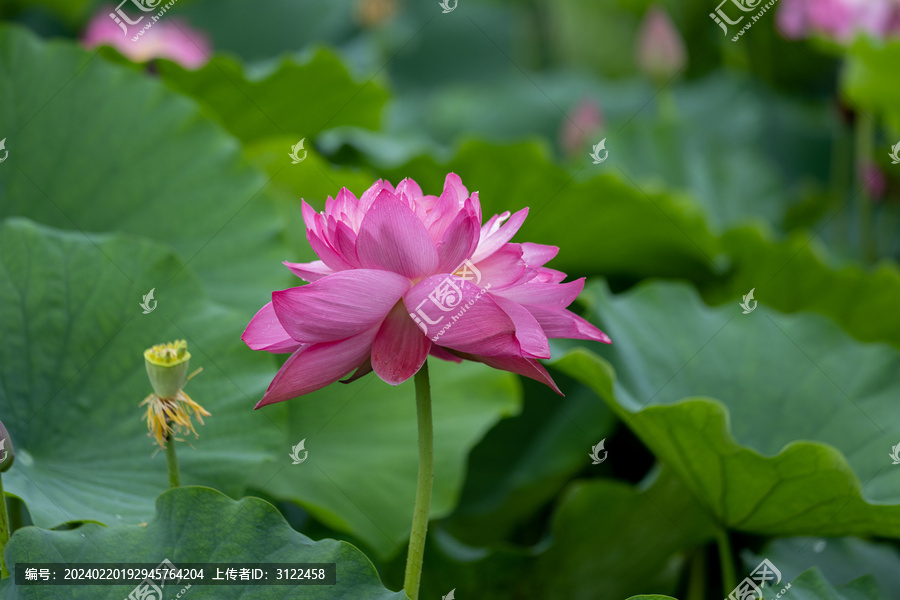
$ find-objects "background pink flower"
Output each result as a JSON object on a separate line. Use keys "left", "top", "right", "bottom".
{"left": 559, "top": 98, "right": 604, "bottom": 159}
{"left": 243, "top": 175, "right": 611, "bottom": 407}
{"left": 82, "top": 6, "right": 211, "bottom": 68}
{"left": 777, "top": 0, "right": 900, "bottom": 43}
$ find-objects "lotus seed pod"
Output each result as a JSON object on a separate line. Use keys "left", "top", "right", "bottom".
{"left": 0, "top": 420, "right": 14, "bottom": 472}
{"left": 144, "top": 340, "right": 191, "bottom": 400}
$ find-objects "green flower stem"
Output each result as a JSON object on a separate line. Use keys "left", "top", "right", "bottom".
{"left": 686, "top": 549, "right": 705, "bottom": 600}
{"left": 831, "top": 119, "right": 852, "bottom": 250}
{"left": 7, "top": 496, "right": 21, "bottom": 534}
{"left": 165, "top": 436, "right": 181, "bottom": 488}
{"left": 657, "top": 86, "right": 678, "bottom": 123}
{"left": 0, "top": 473, "right": 10, "bottom": 578}
{"left": 717, "top": 527, "right": 736, "bottom": 596}
{"left": 403, "top": 361, "right": 434, "bottom": 600}
{"left": 855, "top": 113, "right": 877, "bottom": 262}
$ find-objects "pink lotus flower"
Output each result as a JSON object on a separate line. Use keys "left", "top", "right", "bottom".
{"left": 82, "top": 6, "right": 211, "bottom": 69}
{"left": 243, "top": 175, "right": 611, "bottom": 407}
{"left": 777, "top": 0, "right": 900, "bottom": 43}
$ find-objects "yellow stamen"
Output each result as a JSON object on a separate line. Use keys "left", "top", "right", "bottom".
{"left": 140, "top": 391, "right": 211, "bottom": 449}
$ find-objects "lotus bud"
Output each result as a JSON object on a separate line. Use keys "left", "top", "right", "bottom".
{"left": 859, "top": 161, "right": 887, "bottom": 202}
{"left": 0, "top": 420, "right": 13, "bottom": 472}
{"left": 635, "top": 5, "right": 687, "bottom": 83}
{"left": 559, "top": 98, "right": 605, "bottom": 159}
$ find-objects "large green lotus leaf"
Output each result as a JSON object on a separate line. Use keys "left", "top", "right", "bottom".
{"left": 747, "top": 537, "right": 900, "bottom": 597}
{"left": 384, "top": 468, "right": 714, "bottom": 600}
{"left": 0, "top": 218, "right": 282, "bottom": 528}
{"left": 611, "top": 73, "right": 834, "bottom": 233}
{"left": 158, "top": 49, "right": 389, "bottom": 144}
{"left": 381, "top": 140, "right": 723, "bottom": 280}
{"left": 554, "top": 280, "right": 900, "bottom": 538}
{"left": 251, "top": 359, "right": 521, "bottom": 559}
{"left": 529, "top": 467, "right": 715, "bottom": 600}
{"left": 614, "top": 118, "right": 788, "bottom": 232}
{"left": 705, "top": 226, "right": 900, "bottom": 350}
{"left": 764, "top": 568, "right": 881, "bottom": 600}
{"left": 443, "top": 375, "right": 617, "bottom": 546}
{"left": 0, "top": 24, "right": 288, "bottom": 313}
{"left": 0, "top": 486, "right": 405, "bottom": 599}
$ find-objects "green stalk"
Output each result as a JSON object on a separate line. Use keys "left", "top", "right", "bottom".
{"left": 831, "top": 117, "right": 852, "bottom": 251}
{"left": 717, "top": 527, "right": 736, "bottom": 596}
{"left": 403, "top": 361, "right": 434, "bottom": 600}
{"left": 686, "top": 549, "right": 705, "bottom": 600}
{"left": 855, "top": 114, "right": 877, "bottom": 262}
{"left": 657, "top": 86, "right": 679, "bottom": 123}
{"left": 165, "top": 436, "right": 181, "bottom": 488}
{"left": 0, "top": 473, "right": 10, "bottom": 578}
{"left": 7, "top": 496, "right": 21, "bottom": 534}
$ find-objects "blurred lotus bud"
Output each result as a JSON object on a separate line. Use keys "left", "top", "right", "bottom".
{"left": 0, "top": 420, "right": 14, "bottom": 472}
{"left": 859, "top": 161, "right": 887, "bottom": 201}
{"left": 82, "top": 7, "right": 211, "bottom": 69}
{"left": 144, "top": 340, "right": 191, "bottom": 400}
{"left": 559, "top": 98, "right": 605, "bottom": 158}
{"left": 636, "top": 5, "right": 687, "bottom": 82}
